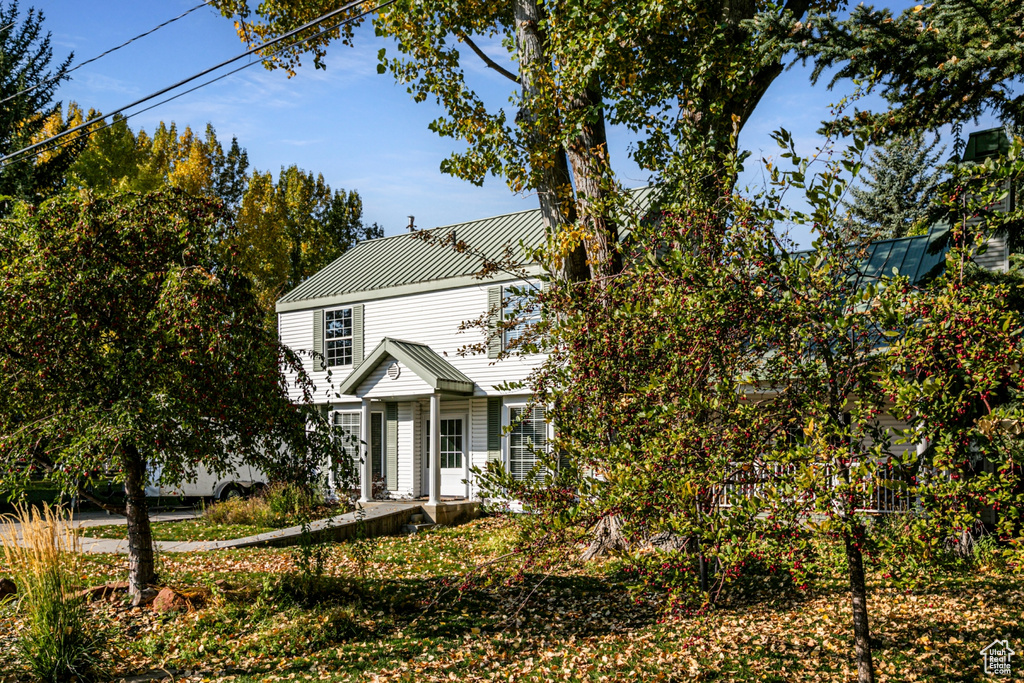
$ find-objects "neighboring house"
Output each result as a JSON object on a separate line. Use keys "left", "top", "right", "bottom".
{"left": 276, "top": 207, "right": 553, "bottom": 504}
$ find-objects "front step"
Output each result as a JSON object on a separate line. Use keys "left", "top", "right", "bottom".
{"left": 401, "top": 522, "right": 435, "bottom": 534}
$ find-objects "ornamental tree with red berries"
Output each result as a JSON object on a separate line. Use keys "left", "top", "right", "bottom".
{"left": 476, "top": 131, "right": 1024, "bottom": 683}
{"left": 0, "top": 190, "right": 352, "bottom": 601}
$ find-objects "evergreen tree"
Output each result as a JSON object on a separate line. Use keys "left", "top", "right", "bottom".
{"left": 796, "top": 0, "right": 1024, "bottom": 139}
{"left": 0, "top": 1, "right": 80, "bottom": 209}
{"left": 844, "top": 132, "right": 946, "bottom": 240}
{"left": 212, "top": 135, "right": 249, "bottom": 211}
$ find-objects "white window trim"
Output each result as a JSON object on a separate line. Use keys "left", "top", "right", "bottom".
{"left": 325, "top": 408, "right": 362, "bottom": 496}
{"left": 503, "top": 400, "right": 552, "bottom": 481}
{"left": 324, "top": 306, "right": 354, "bottom": 368}
{"left": 330, "top": 408, "right": 362, "bottom": 458}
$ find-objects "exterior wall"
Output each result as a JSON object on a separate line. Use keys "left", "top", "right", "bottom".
{"left": 277, "top": 280, "right": 545, "bottom": 501}
{"left": 468, "top": 397, "right": 489, "bottom": 498}
{"left": 976, "top": 233, "right": 1009, "bottom": 273}
{"left": 397, "top": 401, "right": 417, "bottom": 497}
{"left": 411, "top": 400, "right": 423, "bottom": 497}
{"left": 278, "top": 280, "right": 545, "bottom": 403}
{"left": 278, "top": 309, "right": 316, "bottom": 402}
{"left": 358, "top": 360, "right": 433, "bottom": 398}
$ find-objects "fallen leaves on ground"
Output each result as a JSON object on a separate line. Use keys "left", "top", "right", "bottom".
{"left": 1, "top": 517, "right": 1021, "bottom": 683}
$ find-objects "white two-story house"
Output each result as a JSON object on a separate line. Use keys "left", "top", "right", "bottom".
{"left": 276, "top": 207, "right": 551, "bottom": 505}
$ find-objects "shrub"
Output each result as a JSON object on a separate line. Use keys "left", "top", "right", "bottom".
{"left": 0, "top": 504, "right": 102, "bottom": 683}
{"left": 203, "top": 482, "right": 328, "bottom": 528}
{"left": 265, "top": 481, "right": 323, "bottom": 520}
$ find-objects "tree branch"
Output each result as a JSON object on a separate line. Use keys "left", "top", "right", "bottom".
{"left": 76, "top": 486, "right": 127, "bottom": 517}
{"left": 457, "top": 33, "right": 520, "bottom": 84}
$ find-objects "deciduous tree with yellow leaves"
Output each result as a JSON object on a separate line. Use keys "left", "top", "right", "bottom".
{"left": 51, "top": 109, "right": 382, "bottom": 317}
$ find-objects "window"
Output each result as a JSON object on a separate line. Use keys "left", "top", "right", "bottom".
{"left": 507, "top": 405, "right": 547, "bottom": 481}
{"left": 325, "top": 308, "right": 353, "bottom": 367}
{"left": 424, "top": 418, "right": 465, "bottom": 468}
{"left": 333, "top": 411, "right": 361, "bottom": 460}
{"left": 502, "top": 286, "right": 541, "bottom": 348}
{"left": 440, "top": 418, "right": 464, "bottom": 469}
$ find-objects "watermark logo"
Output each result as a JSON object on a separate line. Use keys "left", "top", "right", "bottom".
{"left": 981, "top": 639, "right": 1015, "bottom": 677}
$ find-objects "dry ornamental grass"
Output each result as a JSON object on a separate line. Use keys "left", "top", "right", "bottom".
{"left": 0, "top": 504, "right": 102, "bottom": 683}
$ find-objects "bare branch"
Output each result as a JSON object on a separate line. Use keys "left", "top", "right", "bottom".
{"left": 457, "top": 32, "right": 520, "bottom": 84}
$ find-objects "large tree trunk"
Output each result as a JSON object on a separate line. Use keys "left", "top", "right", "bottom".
{"left": 123, "top": 444, "right": 156, "bottom": 604}
{"left": 513, "top": 0, "right": 589, "bottom": 284}
{"left": 580, "top": 514, "right": 628, "bottom": 560}
{"left": 563, "top": 82, "right": 622, "bottom": 280}
{"left": 844, "top": 523, "right": 875, "bottom": 683}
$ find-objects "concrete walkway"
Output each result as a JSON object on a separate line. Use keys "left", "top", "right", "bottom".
{"left": 2, "top": 502, "right": 421, "bottom": 554}
{"left": 72, "top": 510, "right": 199, "bottom": 529}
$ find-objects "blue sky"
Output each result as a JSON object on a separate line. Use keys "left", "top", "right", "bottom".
{"left": 39, "top": 1, "right": 922, "bottom": 246}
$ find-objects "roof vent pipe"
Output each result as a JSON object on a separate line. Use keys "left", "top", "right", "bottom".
{"left": 407, "top": 215, "right": 416, "bottom": 231}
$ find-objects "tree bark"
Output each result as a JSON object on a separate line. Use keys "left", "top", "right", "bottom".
{"left": 580, "top": 514, "right": 628, "bottom": 560}
{"left": 563, "top": 82, "right": 622, "bottom": 280}
{"left": 513, "top": 0, "right": 589, "bottom": 284}
{"left": 123, "top": 443, "right": 156, "bottom": 604}
{"left": 844, "top": 523, "right": 875, "bottom": 683}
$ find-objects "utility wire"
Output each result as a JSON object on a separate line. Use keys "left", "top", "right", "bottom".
{"left": 0, "top": 0, "right": 379, "bottom": 168}
{"left": 0, "top": 2, "right": 213, "bottom": 106}
{"left": 4, "top": 0, "right": 397, "bottom": 170}
{"left": 106, "top": 1, "right": 396, "bottom": 137}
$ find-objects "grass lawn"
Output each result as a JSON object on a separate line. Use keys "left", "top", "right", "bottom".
{"left": 1, "top": 517, "right": 1022, "bottom": 682}
{"left": 80, "top": 520, "right": 279, "bottom": 543}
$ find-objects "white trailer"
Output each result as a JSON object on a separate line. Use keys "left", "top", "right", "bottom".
{"left": 145, "top": 461, "right": 267, "bottom": 501}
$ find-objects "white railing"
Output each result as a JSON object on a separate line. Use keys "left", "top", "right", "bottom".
{"left": 714, "top": 462, "right": 915, "bottom": 514}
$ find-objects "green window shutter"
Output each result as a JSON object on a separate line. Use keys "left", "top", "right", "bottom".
{"left": 487, "top": 286, "right": 502, "bottom": 359}
{"left": 352, "top": 303, "right": 365, "bottom": 368}
{"left": 312, "top": 309, "right": 324, "bottom": 369}
{"left": 487, "top": 397, "right": 502, "bottom": 462}
{"left": 386, "top": 402, "right": 398, "bottom": 491}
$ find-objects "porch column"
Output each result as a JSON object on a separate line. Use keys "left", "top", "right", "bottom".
{"left": 360, "top": 398, "right": 372, "bottom": 503}
{"left": 428, "top": 392, "right": 441, "bottom": 505}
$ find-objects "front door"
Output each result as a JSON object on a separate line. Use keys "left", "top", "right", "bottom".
{"left": 439, "top": 416, "right": 466, "bottom": 498}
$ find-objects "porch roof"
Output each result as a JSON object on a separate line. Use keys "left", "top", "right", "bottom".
{"left": 338, "top": 337, "right": 475, "bottom": 396}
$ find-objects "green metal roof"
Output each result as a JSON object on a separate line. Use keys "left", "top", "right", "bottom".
{"left": 854, "top": 226, "right": 949, "bottom": 286}
{"left": 277, "top": 187, "right": 658, "bottom": 311}
{"left": 279, "top": 208, "right": 547, "bottom": 308}
{"left": 339, "top": 338, "right": 475, "bottom": 396}
{"left": 792, "top": 226, "right": 948, "bottom": 286}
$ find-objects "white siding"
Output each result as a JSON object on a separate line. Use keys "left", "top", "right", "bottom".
{"left": 279, "top": 281, "right": 546, "bottom": 403}
{"left": 397, "top": 401, "right": 416, "bottom": 498}
{"left": 279, "top": 281, "right": 549, "bottom": 502}
{"left": 976, "top": 233, "right": 1009, "bottom": 273}
{"left": 413, "top": 399, "right": 425, "bottom": 496}
{"left": 361, "top": 283, "right": 542, "bottom": 395}
{"left": 468, "top": 397, "right": 489, "bottom": 498}
{"left": 358, "top": 360, "right": 433, "bottom": 398}
{"left": 278, "top": 309, "right": 316, "bottom": 401}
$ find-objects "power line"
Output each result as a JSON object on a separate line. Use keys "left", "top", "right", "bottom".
{"left": 0, "top": 0, "right": 380, "bottom": 168}
{"left": 0, "top": 2, "right": 213, "bottom": 106}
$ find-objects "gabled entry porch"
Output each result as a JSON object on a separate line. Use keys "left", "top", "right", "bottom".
{"left": 336, "top": 338, "right": 477, "bottom": 505}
